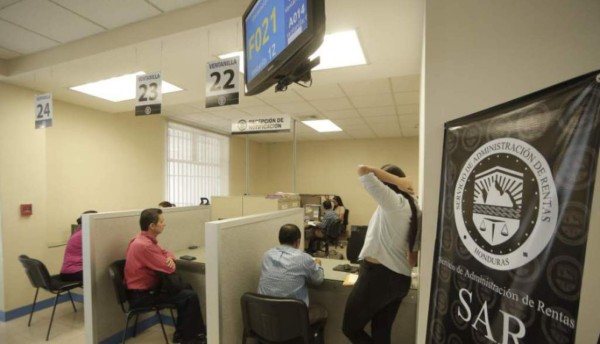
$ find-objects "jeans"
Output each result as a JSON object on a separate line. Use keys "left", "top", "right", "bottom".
{"left": 342, "top": 261, "right": 411, "bottom": 344}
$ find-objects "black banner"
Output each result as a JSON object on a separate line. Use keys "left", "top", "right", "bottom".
{"left": 426, "top": 71, "right": 600, "bottom": 344}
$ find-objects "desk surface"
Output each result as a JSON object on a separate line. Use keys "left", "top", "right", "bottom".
{"left": 319, "top": 258, "right": 359, "bottom": 282}
{"left": 174, "top": 247, "right": 206, "bottom": 263}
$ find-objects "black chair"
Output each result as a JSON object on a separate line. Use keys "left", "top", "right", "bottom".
{"left": 241, "top": 292, "right": 325, "bottom": 344}
{"left": 347, "top": 225, "right": 368, "bottom": 263}
{"left": 108, "top": 260, "right": 176, "bottom": 344}
{"left": 18, "top": 254, "right": 82, "bottom": 341}
{"left": 342, "top": 209, "right": 350, "bottom": 234}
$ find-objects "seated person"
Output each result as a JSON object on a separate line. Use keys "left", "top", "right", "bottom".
{"left": 332, "top": 195, "right": 346, "bottom": 221}
{"left": 307, "top": 200, "right": 339, "bottom": 252}
{"left": 60, "top": 210, "right": 97, "bottom": 282}
{"left": 124, "top": 208, "right": 206, "bottom": 344}
{"left": 258, "top": 224, "right": 328, "bottom": 336}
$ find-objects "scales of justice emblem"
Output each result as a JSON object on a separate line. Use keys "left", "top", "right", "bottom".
{"left": 454, "top": 138, "right": 558, "bottom": 270}
{"left": 472, "top": 166, "right": 523, "bottom": 246}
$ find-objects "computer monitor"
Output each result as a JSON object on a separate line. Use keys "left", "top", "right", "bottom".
{"left": 347, "top": 225, "right": 368, "bottom": 264}
{"left": 304, "top": 204, "right": 321, "bottom": 221}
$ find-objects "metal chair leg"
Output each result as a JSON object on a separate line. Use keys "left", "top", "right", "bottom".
{"left": 67, "top": 290, "right": 77, "bottom": 312}
{"left": 28, "top": 288, "right": 40, "bottom": 326}
{"left": 156, "top": 310, "right": 169, "bottom": 343}
{"left": 46, "top": 293, "right": 60, "bottom": 341}
{"left": 133, "top": 314, "right": 139, "bottom": 337}
{"left": 122, "top": 315, "right": 132, "bottom": 344}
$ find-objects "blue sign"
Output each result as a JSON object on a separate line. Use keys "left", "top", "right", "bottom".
{"left": 245, "top": 0, "right": 308, "bottom": 82}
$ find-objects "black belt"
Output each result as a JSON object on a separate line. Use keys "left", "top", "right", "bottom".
{"left": 127, "top": 289, "right": 155, "bottom": 295}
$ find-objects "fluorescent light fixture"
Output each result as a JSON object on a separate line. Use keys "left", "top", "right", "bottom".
{"left": 219, "top": 29, "right": 365, "bottom": 76}
{"left": 70, "top": 71, "right": 182, "bottom": 102}
{"left": 310, "top": 30, "right": 366, "bottom": 71}
{"left": 302, "top": 119, "right": 342, "bottom": 132}
{"left": 218, "top": 51, "right": 245, "bottom": 74}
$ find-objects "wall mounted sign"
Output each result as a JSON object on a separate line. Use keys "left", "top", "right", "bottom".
{"left": 231, "top": 115, "right": 291, "bottom": 134}
{"left": 426, "top": 71, "right": 600, "bottom": 344}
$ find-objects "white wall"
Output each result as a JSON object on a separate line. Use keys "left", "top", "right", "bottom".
{"left": 420, "top": 1, "right": 600, "bottom": 343}
{"left": 0, "top": 82, "right": 167, "bottom": 313}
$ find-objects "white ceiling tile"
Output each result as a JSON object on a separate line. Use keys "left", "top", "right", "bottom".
{"left": 371, "top": 125, "right": 402, "bottom": 137}
{"left": 163, "top": 103, "right": 200, "bottom": 115}
{"left": 346, "top": 130, "right": 376, "bottom": 139}
{"left": 394, "top": 91, "right": 419, "bottom": 105}
{"left": 0, "top": 0, "right": 19, "bottom": 10}
{"left": 204, "top": 107, "right": 247, "bottom": 118}
{"left": 350, "top": 93, "right": 394, "bottom": 108}
{"left": 241, "top": 105, "right": 285, "bottom": 116}
{"left": 401, "top": 127, "right": 419, "bottom": 137}
{"left": 0, "top": 20, "right": 58, "bottom": 54}
{"left": 340, "top": 78, "right": 391, "bottom": 96}
{"left": 390, "top": 74, "right": 420, "bottom": 92}
{"left": 257, "top": 90, "right": 304, "bottom": 104}
{"left": 310, "top": 97, "right": 354, "bottom": 112}
{"left": 396, "top": 104, "right": 419, "bottom": 115}
{"left": 334, "top": 118, "right": 367, "bottom": 127}
{"left": 398, "top": 114, "right": 419, "bottom": 124}
{"left": 54, "top": 0, "right": 160, "bottom": 29}
{"left": 294, "top": 84, "right": 345, "bottom": 100}
{"left": 365, "top": 116, "right": 399, "bottom": 126}
{"left": 233, "top": 96, "right": 266, "bottom": 109}
{"left": 326, "top": 109, "right": 360, "bottom": 119}
{"left": 357, "top": 106, "right": 396, "bottom": 117}
{"left": 148, "top": 0, "right": 208, "bottom": 12}
{"left": 0, "top": 0, "right": 103, "bottom": 43}
{"left": 0, "top": 45, "right": 19, "bottom": 58}
{"left": 273, "top": 101, "right": 317, "bottom": 114}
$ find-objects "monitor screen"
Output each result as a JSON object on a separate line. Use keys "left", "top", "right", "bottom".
{"left": 243, "top": 0, "right": 325, "bottom": 95}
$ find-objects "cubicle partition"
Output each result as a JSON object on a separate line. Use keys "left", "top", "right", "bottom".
{"left": 83, "top": 206, "right": 210, "bottom": 344}
{"left": 205, "top": 208, "right": 304, "bottom": 344}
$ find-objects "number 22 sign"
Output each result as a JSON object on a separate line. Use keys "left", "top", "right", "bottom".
{"left": 135, "top": 72, "right": 162, "bottom": 116}
{"left": 35, "top": 93, "right": 53, "bottom": 129}
{"left": 206, "top": 56, "right": 239, "bottom": 108}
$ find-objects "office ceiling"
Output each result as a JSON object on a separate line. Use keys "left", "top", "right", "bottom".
{"left": 0, "top": 0, "right": 423, "bottom": 142}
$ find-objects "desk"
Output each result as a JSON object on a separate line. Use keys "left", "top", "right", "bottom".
{"left": 173, "top": 247, "right": 207, "bottom": 322}
{"left": 310, "top": 258, "right": 417, "bottom": 343}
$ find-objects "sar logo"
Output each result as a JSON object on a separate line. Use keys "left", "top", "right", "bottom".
{"left": 237, "top": 119, "right": 248, "bottom": 131}
{"left": 454, "top": 138, "right": 558, "bottom": 270}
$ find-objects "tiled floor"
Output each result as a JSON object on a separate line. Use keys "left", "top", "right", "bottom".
{"left": 0, "top": 302, "right": 177, "bottom": 344}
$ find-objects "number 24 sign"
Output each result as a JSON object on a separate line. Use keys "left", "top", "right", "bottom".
{"left": 35, "top": 93, "right": 53, "bottom": 129}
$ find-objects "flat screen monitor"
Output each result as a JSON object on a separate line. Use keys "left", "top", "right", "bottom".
{"left": 304, "top": 204, "right": 321, "bottom": 221}
{"left": 243, "top": 0, "right": 325, "bottom": 95}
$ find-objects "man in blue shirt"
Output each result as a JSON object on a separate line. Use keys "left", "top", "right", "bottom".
{"left": 258, "top": 224, "right": 328, "bottom": 338}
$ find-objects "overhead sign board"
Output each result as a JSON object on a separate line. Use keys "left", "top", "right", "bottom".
{"left": 135, "top": 72, "right": 162, "bottom": 116}
{"left": 206, "top": 57, "right": 240, "bottom": 108}
{"left": 231, "top": 115, "right": 291, "bottom": 134}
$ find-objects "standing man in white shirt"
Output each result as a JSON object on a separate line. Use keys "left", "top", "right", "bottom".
{"left": 342, "top": 164, "right": 419, "bottom": 344}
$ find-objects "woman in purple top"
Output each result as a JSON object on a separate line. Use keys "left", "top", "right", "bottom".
{"left": 60, "top": 210, "right": 97, "bottom": 282}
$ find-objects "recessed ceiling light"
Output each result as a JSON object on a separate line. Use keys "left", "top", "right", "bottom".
{"left": 302, "top": 119, "right": 342, "bottom": 132}
{"left": 310, "top": 30, "right": 366, "bottom": 71}
{"left": 219, "top": 29, "right": 366, "bottom": 76}
{"left": 70, "top": 71, "right": 183, "bottom": 102}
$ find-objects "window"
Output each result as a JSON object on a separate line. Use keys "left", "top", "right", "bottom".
{"left": 166, "top": 122, "right": 229, "bottom": 206}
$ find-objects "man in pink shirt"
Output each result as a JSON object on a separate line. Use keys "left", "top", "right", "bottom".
{"left": 60, "top": 210, "right": 97, "bottom": 282}
{"left": 125, "top": 208, "right": 206, "bottom": 344}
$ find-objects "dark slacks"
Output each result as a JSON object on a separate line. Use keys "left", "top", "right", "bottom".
{"left": 342, "top": 260, "right": 411, "bottom": 344}
{"left": 128, "top": 288, "right": 205, "bottom": 341}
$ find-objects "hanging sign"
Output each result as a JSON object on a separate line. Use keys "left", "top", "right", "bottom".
{"left": 135, "top": 72, "right": 162, "bottom": 116}
{"left": 34, "top": 93, "right": 53, "bottom": 129}
{"left": 231, "top": 115, "right": 291, "bottom": 134}
{"left": 206, "top": 57, "right": 239, "bottom": 108}
{"left": 426, "top": 71, "right": 600, "bottom": 344}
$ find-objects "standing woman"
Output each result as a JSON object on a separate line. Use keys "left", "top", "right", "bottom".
{"left": 342, "top": 164, "right": 419, "bottom": 344}
{"left": 332, "top": 195, "right": 346, "bottom": 221}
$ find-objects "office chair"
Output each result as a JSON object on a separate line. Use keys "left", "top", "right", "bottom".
{"left": 18, "top": 254, "right": 83, "bottom": 341}
{"left": 342, "top": 209, "right": 350, "bottom": 235}
{"left": 347, "top": 226, "right": 368, "bottom": 264}
{"left": 324, "top": 219, "right": 345, "bottom": 257}
{"left": 108, "top": 260, "right": 176, "bottom": 344}
{"left": 240, "top": 292, "right": 325, "bottom": 344}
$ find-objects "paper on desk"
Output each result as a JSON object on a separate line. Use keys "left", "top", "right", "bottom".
{"left": 343, "top": 273, "right": 358, "bottom": 286}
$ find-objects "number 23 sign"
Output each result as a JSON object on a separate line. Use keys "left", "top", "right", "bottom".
{"left": 206, "top": 56, "right": 239, "bottom": 108}
{"left": 135, "top": 72, "right": 162, "bottom": 116}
